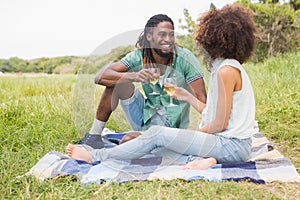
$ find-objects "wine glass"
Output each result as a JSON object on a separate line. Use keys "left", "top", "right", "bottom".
{"left": 148, "top": 68, "right": 160, "bottom": 95}
{"left": 164, "top": 75, "right": 177, "bottom": 106}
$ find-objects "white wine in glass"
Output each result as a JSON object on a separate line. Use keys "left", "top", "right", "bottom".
{"left": 164, "top": 83, "right": 175, "bottom": 95}
{"left": 164, "top": 76, "right": 177, "bottom": 106}
{"left": 149, "top": 74, "right": 160, "bottom": 84}
{"left": 148, "top": 68, "right": 160, "bottom": 95}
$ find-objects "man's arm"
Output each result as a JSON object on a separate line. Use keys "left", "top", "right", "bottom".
{"left": 94, "top": 62, "right": 135, "bottom": 87}
{"left": 188, "top": 78, "right": 207, "bottom": 103}
{"left": 95, "top": 62, "right": 154, "bottom": 87}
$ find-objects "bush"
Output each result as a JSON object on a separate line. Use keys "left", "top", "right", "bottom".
{"left": 237, "top": 0, "right": 300, "bottom": 62}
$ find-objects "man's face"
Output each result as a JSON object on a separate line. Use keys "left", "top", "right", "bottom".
{"left": 147, "top": 21, "right": 175, "bottom": 58}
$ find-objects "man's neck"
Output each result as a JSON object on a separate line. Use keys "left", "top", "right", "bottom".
{"left": 151, "top": 49, "right": 172, "bottom": 66}
{"left": 151, "top": 52, "right": 171, "bottom": 75}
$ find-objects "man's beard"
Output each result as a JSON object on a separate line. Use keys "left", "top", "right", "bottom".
{"left": 154, "top": 48, "right": 172, "bottom": 58}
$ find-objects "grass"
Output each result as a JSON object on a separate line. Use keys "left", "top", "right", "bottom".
{"left": 1, "top": 52, "right": 299, "bottom": 199}
{"left": 245, "top": 52, "right": 300, "bottom": 170}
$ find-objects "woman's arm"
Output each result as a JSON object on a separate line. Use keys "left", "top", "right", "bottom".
{"left": 169, "top": 86, "right": 206, "bottom": 113}
{"left": 199, "top": 65, "right": 241, "bottom": 134}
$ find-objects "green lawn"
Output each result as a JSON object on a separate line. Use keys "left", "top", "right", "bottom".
{"left": 1, "top": 52, "right": 299, "bottom": 199}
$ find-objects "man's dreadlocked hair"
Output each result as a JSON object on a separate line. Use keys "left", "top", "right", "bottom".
{"left": 136, "top": 14, "right": 175, "bottom": 68}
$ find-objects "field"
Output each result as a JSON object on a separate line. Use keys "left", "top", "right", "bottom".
{"left": 1, "top": 52, "right": 299, "bottom": 199}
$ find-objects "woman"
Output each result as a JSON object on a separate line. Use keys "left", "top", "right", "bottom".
{"left": 67, "top": 5, "right": 258, "bottom": 170}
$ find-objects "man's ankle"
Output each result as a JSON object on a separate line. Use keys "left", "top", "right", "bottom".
{"left": 89, "top": 119, "right": 106, "bottom": 135}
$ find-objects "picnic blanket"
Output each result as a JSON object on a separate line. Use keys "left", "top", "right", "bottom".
{"left": 25, "top": 123, "right": 300, "bottom": 185}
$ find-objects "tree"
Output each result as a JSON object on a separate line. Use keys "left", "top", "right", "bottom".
{"left": 0, "top": 59, "right": 10, "bottom": 72}
{"left": 238, "top": 0, "right": 300, "bottom": 61}
{"left": 290, "top": 0, "right": 300, "bottom": 10}
{"left": 8, "top": 57, "right": 28, "bottom": 72}
{"left": 177, "top": 8, "right": 198, "bottom": 55}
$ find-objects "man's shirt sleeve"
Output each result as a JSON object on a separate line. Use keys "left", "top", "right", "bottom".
{"left": 120, "top": 50, "right": 143, "bottom": 72}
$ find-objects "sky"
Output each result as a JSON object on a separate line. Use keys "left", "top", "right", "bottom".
{"left": 0, "top": 0, "right": 235, "bottom": 60}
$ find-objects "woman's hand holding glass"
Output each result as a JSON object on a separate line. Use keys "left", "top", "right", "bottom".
{"left": 164, "top": 75, "right": 178, "bottom": 106}
{"left": 167, "top": 86, "right": 190, "bottom": 101}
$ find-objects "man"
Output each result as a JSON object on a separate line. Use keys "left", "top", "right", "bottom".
{"left": 79, "top": 14, "right": 207, "bottom": 149}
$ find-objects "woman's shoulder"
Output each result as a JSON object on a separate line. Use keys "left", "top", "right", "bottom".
{"left": 212, "top": 58, "right": 243, "bottom": 72}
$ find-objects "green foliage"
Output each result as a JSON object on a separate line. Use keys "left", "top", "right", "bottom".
{"left": 290, "top": 0, "right": 300, "bottom": 10}
{"left": 177, "top": 1, "right": 300, "bottom": 63}
{"left": 246, "top": 51, "right": 300, "bottom": 137}
{"left": 177, "top": 8, "right": 198, "bottom": 55}
{"left": 259, "top": 0, "right": 300, "bottom": 10}
{"left": 0, "top": 57, "right": 28, "bottom": 72}
{"left": 78, "top": 46, "right": 135, "bottom": 74}
{"left": 244, "top": 51, "right": 300, "bottom": 168}
{"left": 0, "top": 46, "right": 134, "bottom": 74}
{"left": 237, "top": 0, "right": 300, "bottom": 62}
{"left": 0, "top": 56, "right": 78, "bottom": 74}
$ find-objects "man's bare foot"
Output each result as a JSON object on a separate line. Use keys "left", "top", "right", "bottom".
{"left": 182, "top": 157, "right": 217, "bottom": 170}
{"left": 66, "top": 144, "right": 93, "bottom": 164}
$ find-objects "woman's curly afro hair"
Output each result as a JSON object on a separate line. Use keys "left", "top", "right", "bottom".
{"left": 195, "top": 5, "right": 258, "bottom": 68}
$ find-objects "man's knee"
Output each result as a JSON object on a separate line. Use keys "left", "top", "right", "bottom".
{"left": 114, "top": 83, "right": 135, "bottom": 100}
{"left": 96, "top": 84, "right": 135, "bottom": 121}
{"left": 101, "top": 83, "right": 134, "bottom": 100}
{"left": 98, "top": 83, "right": 134, "bottom": 110}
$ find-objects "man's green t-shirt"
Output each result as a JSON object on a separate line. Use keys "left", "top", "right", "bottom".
{"left": 120, "top": 46, "right": 204, "bottom": 130}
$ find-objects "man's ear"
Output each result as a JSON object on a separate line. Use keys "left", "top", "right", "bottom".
{"left": 146, "top": 33, "right": 152, "bottom": 42}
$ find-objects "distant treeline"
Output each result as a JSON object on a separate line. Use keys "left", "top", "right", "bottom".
{"left": 0, "top": 46, "right": 134, "bottom": 74}
{"left": 1, "top": 0, "right": 299, "bottom": 74}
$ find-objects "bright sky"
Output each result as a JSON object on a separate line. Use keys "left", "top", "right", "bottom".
{"left": 0, "top": 0, "right": 235, "bottom": 59}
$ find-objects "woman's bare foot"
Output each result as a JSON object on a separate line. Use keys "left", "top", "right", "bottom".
{"left": 183, "top": 157, "right": 217, "bottom": 170}
{"left": 66, "top": 144, "right": 93, "bottom": 164}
